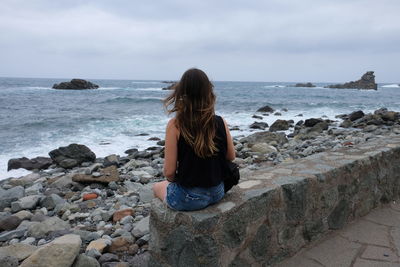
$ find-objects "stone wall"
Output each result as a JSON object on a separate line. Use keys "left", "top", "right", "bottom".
{"left": 149, "top": 136, "right": 400, "bottom": 266}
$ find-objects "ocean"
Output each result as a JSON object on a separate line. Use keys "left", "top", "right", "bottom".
{"left": 1, "top": 77, "right": 399, "bottom": 180}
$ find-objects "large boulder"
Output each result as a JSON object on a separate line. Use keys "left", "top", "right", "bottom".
{"left": 326, "top": 71, "right": 377, "bottom": 90}
{"left": 49, "top": 144, "right": 96, "bottom": 168}
{"left": 20, "top": 234, "right": 81, "bottom": 267}
{"left": 269, "top": 120, "right": 290, "bottom": 132}
{"left": 304, "top": 118, "right": 323, "bottom": 127}
{"left": 7, "top": 157, "right": 53, "bottom": 171}
{"left": 0, "top": 243, "right": 38, "bottom": 261}
{"left": 53, "top": 79, "right": 99, "bottom": 90}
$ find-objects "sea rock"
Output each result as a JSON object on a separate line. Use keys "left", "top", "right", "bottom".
{"left": 269, "top": 120, "right": 289, "bottom": 132}
{"left": 162, "top": 82, "right": 177, "bottom": 90}
{"left": 53, "top": 79, "right": 99, "bottom": 90}
{"left": 49, "top": 143, "right": 96, "bottom": 168}
{"left": 325, "top": 71, "right": 377, "bottom": 90}
{"left": 240, "top": 132, "right": 288, "bottom": 146}
{"left": 72, "top": 254, "right": 100, "bottom": 267}
{"left": 308, "top": 121, "right": 329, "bottom": 133}
{"left": 249, "top": 122, "right": 269, "bottom": 130}
{"left": 0, "top": 186, "right": 25, "bottom": 210}
{"left": 72, "top": 166, "right": 119, "bottom": 184}
{"left": 7, "top": 157, "right": 53, "bottom": 171}
{"left": 20, "top": 234, "right": 82, "bottom": 267}
{"left": 256, "top": 105, "right": 274, "bottom": 113}
{"left": 0, "top": 243, "right": 38, "bottom": 261}
{"left": 27, "top": 216, "right": 70, "bottom": 238}
{"left": 294, "top": 82, "right": 316, "bottom": 87}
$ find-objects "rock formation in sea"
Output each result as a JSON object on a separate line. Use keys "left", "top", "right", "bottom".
{"left": 52, "top": 79, "right": 99, "bottom": 90}
{"left": 162, "top": 82, "right": 177, "bottom": 90}
{"left": 325, "top": 71, "right": 377, "bottom": 90}
{"left": 294, "top": 82, "right": 316, "bottom": 87}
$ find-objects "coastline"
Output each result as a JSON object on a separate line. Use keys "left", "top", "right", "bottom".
{"left": 1, "top": 107, "right": 400, "bottom": 265}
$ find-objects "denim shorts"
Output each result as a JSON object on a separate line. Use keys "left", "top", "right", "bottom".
{"left": 165, "top": 182, "right": 225, "bottom": 211}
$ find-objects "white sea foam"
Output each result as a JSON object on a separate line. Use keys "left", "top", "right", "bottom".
{"left": 136, "top": 87, "right": 165, "bottom": 91}
{"left": 131, "top": 81, "right": 162, "bottom": 84}
{"left": 264, "top": 85, "right": 286, "bottom": 88}
{"left": 382, "top": 84, "right": 400, "bottom": 88}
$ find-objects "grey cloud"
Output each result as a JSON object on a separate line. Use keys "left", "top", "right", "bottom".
{"left": 0, "top": 0, "right": 399, "bottom": 81}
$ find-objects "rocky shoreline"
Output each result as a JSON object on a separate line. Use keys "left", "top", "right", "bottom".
{"left": 1, "top": 107, "right": 400, "bottom": 266}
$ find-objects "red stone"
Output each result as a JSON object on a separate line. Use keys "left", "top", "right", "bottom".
{"left": 83, "top": 193, "right": 98, "bottom": 201}
{"left": 113, "top": 208, "right": 134, "bottom": 222}
{"left": 343, "top": 142, "right": 354, "bottom": 146}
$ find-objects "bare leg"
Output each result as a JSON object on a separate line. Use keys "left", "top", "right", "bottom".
{"left": 152, "top": 180, "right": 170, "bottom": 201}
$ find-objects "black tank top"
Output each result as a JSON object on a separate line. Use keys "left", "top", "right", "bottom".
{"left": 175, "top": 115, "right": 227, "bottom": 188}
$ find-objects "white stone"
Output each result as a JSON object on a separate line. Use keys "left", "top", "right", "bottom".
{"left": 238, "top": 180, "right": 261, "bottom": 189}
{"left": 217, "top": 201, "right": 236, "bottom": 212}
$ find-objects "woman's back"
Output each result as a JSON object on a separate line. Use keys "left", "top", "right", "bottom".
{"left": 175, "top": 115, "right": 227, "bottom": 188}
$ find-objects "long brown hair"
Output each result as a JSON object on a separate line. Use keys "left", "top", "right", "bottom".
{"left": 164, "top": 68, "right": 217, "bottom": 158}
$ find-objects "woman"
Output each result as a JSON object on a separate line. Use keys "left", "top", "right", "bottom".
{"left": 152, "top": 68, "right": 235, "bottom": 211}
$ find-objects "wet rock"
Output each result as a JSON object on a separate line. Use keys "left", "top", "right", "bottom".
{"left": 20, "top": 234, "right": 82, "bottom": 267}
{"left": 269, "top": 120, "right": 289, "bottom": 132}
{"left": 304, "top": 118, "right": 323, "bottom": 127}
{"left": 256, "top": 105, "right": 274, "bottom": 113}
{"left": 49, "top": 143, "right": 96, "bottom": 168}
{"left": 340, "top": 120, "right": 353, "bottom": 128}
{"left": 7, "top": 156, "right": 53, "bottom": 171}
{"left": 349, "top": 110, "right": 365, "bottom": 121}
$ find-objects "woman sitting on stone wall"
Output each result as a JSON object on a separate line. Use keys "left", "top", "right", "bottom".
{"left": 152, "top": 68, "right": 235, "bottom": 211}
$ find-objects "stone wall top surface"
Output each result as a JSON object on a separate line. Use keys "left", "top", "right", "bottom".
{"left": 151, "top": 135, "right": 400, "bottom": 221}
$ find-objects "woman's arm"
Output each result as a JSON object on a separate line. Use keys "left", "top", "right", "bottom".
{"left": 223, "top": 118, "right": 236, "bottom": 161}
{"left": 163, "top": 118, "right": 179, "bottom": 181}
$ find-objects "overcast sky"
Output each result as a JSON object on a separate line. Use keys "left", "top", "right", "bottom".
{"left": 0, "top": 0, "right": 399, "bottom": 82}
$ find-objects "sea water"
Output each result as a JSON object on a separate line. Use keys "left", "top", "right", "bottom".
{"left": 1, "top": 77, "right": 399, "bottom": 179}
